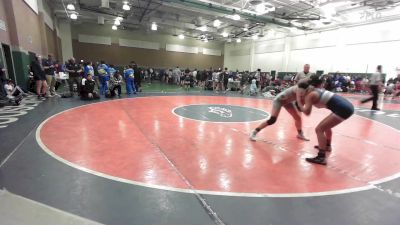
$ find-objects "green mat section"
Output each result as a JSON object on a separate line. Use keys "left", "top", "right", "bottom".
{"left": 141, "top": 82, "right": 203, "bottom": 93}
{"left": 56, "top": 81, "right": 204, "bottom": 94}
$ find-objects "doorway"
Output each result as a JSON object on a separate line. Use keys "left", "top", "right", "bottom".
{"left": 1, "top": 44, "right": 16, "bottom": 83}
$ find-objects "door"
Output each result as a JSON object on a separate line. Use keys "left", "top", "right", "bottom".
{"left": 1, "top": 44, "right": 16, "bottom": 82}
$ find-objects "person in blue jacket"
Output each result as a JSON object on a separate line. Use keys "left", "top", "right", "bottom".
{"left": 84, "top": 61, "right": 94, "bottom": 78}
{"left": 97, "top": 60, "right": 109, "bottom": 95}
{"left": 108, "top": 64, "right": 117, "bottom": 77}
{"left": 124, "top": 65, "right": 136, "bottom": 95}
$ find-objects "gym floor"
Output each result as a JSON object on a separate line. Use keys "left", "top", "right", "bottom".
{"left": 1, "top": 84, "right": 400, "bottom": 225}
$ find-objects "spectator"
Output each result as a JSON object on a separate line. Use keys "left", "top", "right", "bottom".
{"left": 81, "top": 74, "right": 99, "bottom": 100}
{"left": 65, "top": 58, "right": 83, "bottom": 96}
{"left": 217, "top": 68, "right": 225, "bottom": 93}
{"left": 97, "top": 60, "right": 110, "bottom": 95}
{"left": 199, "top": 69, "right": 207, "bottom": 89}
{"left": 182, "top": 69, "right": 191, "bottom": 91}
{"left": 30, "top": 55, "right": 48, "bottom": 99}
{"left": 108, "top": 72, "right": 123, "bottom": 98}
{"left": 4, "top": 79, "right": 28, "bottom": 98}
{"left": 149, "top": 67, "right": 154, "bottom": 83}
{"left": 250, "top": 79, "right": 257, "bottom": 96}
{"left": 223, "top": 68, "right": 229, "bottom": 91}
{"left": 255, "top": 68, "right": 261, "bottom": 89}
{"left": 42, "top": 54, "right": 58, "bottom": 97}
{"left": 131, "top": 62, "right": 142, "bottom": 92}
{"left": 173, "top": 66, "right": 181, "bottom": 85}
{"left": 124, "top": 65, "right": 137, "bottom": 95}
{"left": 108, "top": 64, "right": 117, "bottom": 77}
{"left": 166, "top": 69, "right": 173, "bottom": 84}
{"left": 212, "top": 70, "right": 219, "bottom": 92}
{"left": 194, "top": 68, "right": 199, "bottom": 86}
{"left": 84, "top": 61, "right": 94, "bottom": 78}
{"left": 325, "top": 74, "right": 335, "bottom": 91}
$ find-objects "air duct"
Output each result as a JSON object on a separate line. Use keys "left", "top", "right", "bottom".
{"left": 166, "top": 0, "right": 302, "bottom": 29}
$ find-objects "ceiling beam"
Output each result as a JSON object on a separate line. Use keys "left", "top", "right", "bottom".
{"left": 165, "top": 0, "right": 305, "bottom": 29}
{"left": 139, "top": 0, "right": 153, "bottom": 22}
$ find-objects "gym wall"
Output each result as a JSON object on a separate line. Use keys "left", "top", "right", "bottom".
{"left": 70, "top": 23, "right": 224, "bottom": 69}
{"left": 224, "top": 19, "right": 400, "bottom": 79}
{"left": 0, "top": 0, "right": 62, "bottom": 86}
{"left": 0, "top": 0, "right": 10, "bottom": 45}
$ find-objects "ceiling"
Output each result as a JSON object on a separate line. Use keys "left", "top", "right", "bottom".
{"left": 49, "top": 0, "right": 400, "bottom": 42}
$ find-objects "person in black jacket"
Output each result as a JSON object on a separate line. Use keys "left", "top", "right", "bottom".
{"left": 65, "top": 58, "right": 83, "bottom": 96}
{"left": 30, "top": 55, "right": 48, "bottom": 99}
{"left": 131, "top": 61, "right": 142, "bottom": 92}
{"left": 223, "top": 68, "right": 229, "bottom": 91}
{"left": 81, "top": 74, "right": 99, "bottom": 100}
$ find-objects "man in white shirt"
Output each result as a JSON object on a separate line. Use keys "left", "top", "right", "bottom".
{"left": 173, "top": 66, "right": 181, "bottom": 85}
{"left": 192, "top": 69, "right": 197, "bottom": 79}
{"left": 361, "top": 65, "right": 383, "bottom": 110}
{"left": 294, "top": 64, "right": 313, "bottom": 83}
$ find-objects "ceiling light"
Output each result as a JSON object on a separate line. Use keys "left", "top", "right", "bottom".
{"left": 213, "top": 19, "right": 221, "bottom": 27}
{"left": 70, "top": 13, "right": 78, "bottom": 20}
{"left": 243, "top": 27, "right": 248, "bottom": 31}
{"left": 112, "top": 25, "right": 117, "bottom": 30}
{"left": 252, "top": 34, "right": 258, "bottom": 40}
{"left": 222, "top": 32, "right": 229, "bottom": 37}
{"left": 66, "top": 4, "right": 75, "bottom": 11}
{"left": 255, "top": 4, "right": 266, "bottom": 14}
{"left": 319, "top": 2, "right": 348, "bottom": 17}
{"left": 198, "top": 26, "right": 207, "bottom": 32}
{"left": 291, "top": 20, "right": 302, "bottom": 27}
{"left": 178, "top": 34, "right": 185, "bottom": 39}
{"left": 122, "top": 2, "right": 130, "bottom": 11}
{"left": 255, "top": 3, "right": 275, "bottom": 14}
{"left": 116, "top": 16, "right": 123, "bottom": 21}
{"left": 267, "top": 29, "right": 275, "bottom": 37}
{"left": 151, "top": 22, "right": 157, "bottom": 31}
{"left": 232, "top": 14, "right": 240, "bottom": 20}
{"left": 114, "top": 19, "right": 120, "bottom": 26}
{"left": 265, "top": 3, "right": 276, "bottom": 13}
{"left": 236, "top": 38, "right": 241, "bottom": 43}
{"left": 320, "top": 17, "right": 332, "bottom": 25}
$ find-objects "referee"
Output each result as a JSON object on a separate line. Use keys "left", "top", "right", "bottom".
{"left": 294, "top": 64, "right": 313, "bottom": 83}
{"left": 361, "top": 65, "right": 383, "bottom": 110}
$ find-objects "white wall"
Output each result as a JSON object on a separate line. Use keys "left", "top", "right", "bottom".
{"left": 223, "top": 43, "right": 251, "bottom": 71}
{"left": 38, "top": 0, "right": 54, "bottom": 30}
{"left": 24, "top": 0, "right": 38, "bottom": 14}
{"left": 224, "top": 19, "right": 400, "bottom": 79}
{"left": 71, "top": 24, "right": 224, "bottom": 51}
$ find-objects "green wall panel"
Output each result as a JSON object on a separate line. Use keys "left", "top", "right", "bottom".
{"left": 12, "top": 50, "right": 30, "bottom": 87}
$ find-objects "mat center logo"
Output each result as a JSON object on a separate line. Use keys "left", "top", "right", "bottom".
{"left": 173, "top": 104, "right": 268, "bottom": 122}
{"left": 208, "top": 106, "right": 233, "bottom": 118}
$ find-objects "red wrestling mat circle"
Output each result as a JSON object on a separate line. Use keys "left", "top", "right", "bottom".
{"left": 37, "top": 96, "right": 400, "bottom": 197}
